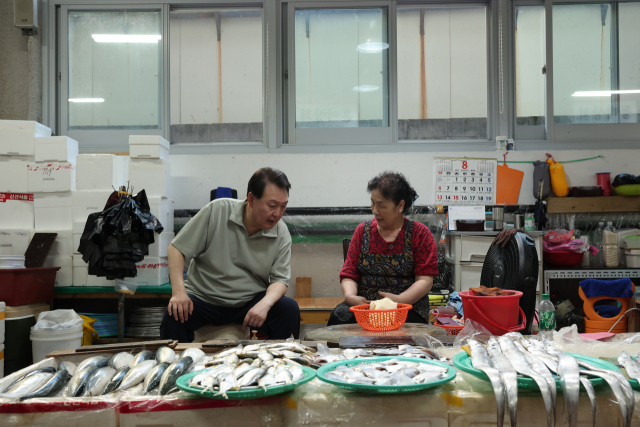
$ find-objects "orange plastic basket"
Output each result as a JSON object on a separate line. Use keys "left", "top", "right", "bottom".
{"left": 434, "top": 314, "right": 465, "bottom": 335}
{"left": 349, "top": 303, "right": 412, "bottom": 331}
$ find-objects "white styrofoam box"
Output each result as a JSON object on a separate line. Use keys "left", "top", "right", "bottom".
{"left": 72, "top": 190, "right": 113, "bottom": 222}
{"left": 0, "top": 120, "right": 51, "bottom": 156}
{"left": 0, "top": 229, "right": 32, "bottom": 256}
{"left": 76, "top": 154, "right": 128, "bottom": 191}
{"left": 148, "top": 231, "right": 174, "bottom": 257}
{"left": 0, "top": 193, "right": 34, "bottom": 229}
{"left": 34, "top": 193, "right": 73, "bottom": 230}
{"left": 72, "top": 254, "right": 114, "bottom": 287}
{"left": 0, "top": 157, "right": 29, "bottom": 193}
{"left": 33, "top": 229, "right": 73, "bottom": 258}
{"left": 129, "top": 159, "right": 171, "bottom": 198}
{"left": 27, "top": 161, "right": 76, "bottom": 193}
{"left": 34, "top": 136, "right": 79, "bottom": 163}
{"left": 148, "top": 197, "right": 174, "bottom": 232}
{"left": 44, "top": 256, "right": 73, "bottom": 287}
{"left": 131, "top": 256, "right": 169, "bottom": 286}
{"left": 73, "top": 221, "right": 85, "bottom": 253}
{"left": 129, "top": 135, "right": 170, "bottom": 160}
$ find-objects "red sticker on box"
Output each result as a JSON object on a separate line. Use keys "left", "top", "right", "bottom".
{"left": 0, "top": 193, "right": 34, "bottom": 202}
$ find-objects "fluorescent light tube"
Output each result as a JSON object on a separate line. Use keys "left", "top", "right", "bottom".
{"left": 91, "top": 34, "right": 161, "bottom": 43}
{"left": 68, "top": 98, "right": 104, "bottom": 103}
{"left": 356, "top": 42, "right": 389, "bottom": 53}
{"left": 353, "top": 85, "right": 379, "bottom": 92}
{"left": 572, "top": 90, "right": 640, "bottom": 97}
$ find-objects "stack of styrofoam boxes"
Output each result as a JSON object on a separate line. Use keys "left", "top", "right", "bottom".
{"left": 128, "top": 136, "right": 173, "bottom": 286}
{"left": 0, "top": 121, "right": 51, "bottom": 259}
{"left": 72, "top": 154, "right": 128, "bottom": 286}
{"left": 29, "top": 136, "right": 79, "bottom": 287}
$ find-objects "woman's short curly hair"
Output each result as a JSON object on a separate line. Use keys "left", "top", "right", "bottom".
{"left": 367, "top": 172, "right": 418, "bottom": 215}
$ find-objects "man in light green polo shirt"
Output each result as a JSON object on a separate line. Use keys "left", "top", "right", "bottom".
{"left": 160, "top": 167, "right": 300, "bottom": 341}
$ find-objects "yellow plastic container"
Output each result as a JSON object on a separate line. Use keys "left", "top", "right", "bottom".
{"left": 79, "top": 315, "right": 99, "bottom": 346}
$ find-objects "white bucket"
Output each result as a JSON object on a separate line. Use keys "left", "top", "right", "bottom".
{"left": 0, "top": 301, "right": 4, "bottom": 343}
{"left": 30, "top": 325, "right": 83, "bottom": 363}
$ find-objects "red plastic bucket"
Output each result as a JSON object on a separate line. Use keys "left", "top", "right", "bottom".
{"left": 459, "top": 290, "right": 526, "bottom": 336}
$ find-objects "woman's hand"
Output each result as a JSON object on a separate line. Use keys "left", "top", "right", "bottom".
{"left": 378, "top": 291, "right": 405, "bottom": 304}
{"left": 345, "top": 295, "right": 370, "bottom": 307}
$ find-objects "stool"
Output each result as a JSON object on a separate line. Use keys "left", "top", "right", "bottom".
{"left": 578, "top": 283, "right": 635, "bottom": 333}
{"left": 193, "top": 324, "right": 248, "bottom": 342}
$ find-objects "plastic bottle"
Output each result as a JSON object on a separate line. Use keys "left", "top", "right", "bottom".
{"left": 539, "top": 294, "right": 556, "bottom": 339}
{"left": 580, "top": 235, "right": 591, "bottom": 268}
{"left": 591, "top": 222, "right": 605, "bottom": 268}
{"left": 603, "top": 221, "right": 618, "bottom": 268}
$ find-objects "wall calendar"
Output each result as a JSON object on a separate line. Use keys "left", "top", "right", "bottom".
{"left": 434, "top": 157, "right": 497, "bottom": 205}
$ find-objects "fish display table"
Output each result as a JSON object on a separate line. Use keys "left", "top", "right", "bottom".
{"left": 3, "top": 341, "right": 640, "bottom": 427}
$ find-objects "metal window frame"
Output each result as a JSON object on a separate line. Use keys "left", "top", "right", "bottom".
{"left": 512, "top": 0, "right": 546, "bottom": 141}
{"left": 546, "top": 0, "right": 640, "bottom": 142}
{"left": 40, "top": 0, "right": 502, "bottom": 154}
{"left": 395, "top": 1, "right": 494, "bottom": 145}
{"left": 57, "top": 3, "right": 168, "bottom": 152}
{"left": 43, "top": 0, "right": 269, "bottom": 153}
{"left": 283, "top": 1, "right": 395, "bottom": 145}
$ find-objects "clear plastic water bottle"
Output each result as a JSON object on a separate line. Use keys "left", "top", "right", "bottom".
{"left": 591, "top": 222, "right": 605, "bottom": 268}
{"left": 604, "top": 221, "right": 618, "bottom": 268}
{"left": 539, "top": 294, "right": 556, "bottom": 339}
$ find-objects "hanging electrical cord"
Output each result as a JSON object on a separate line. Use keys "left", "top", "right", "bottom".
{"left": 607, "top": 308, "right": 640, "bottom": 333}
{"left": 503, "top": 155, "right": 605, "bottom": 164}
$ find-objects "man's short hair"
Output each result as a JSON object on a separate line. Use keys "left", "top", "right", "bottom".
{"left": 247, "top": 167, "right": 291, "bottom": 199}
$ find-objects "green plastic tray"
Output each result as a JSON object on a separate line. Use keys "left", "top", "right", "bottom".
{"left": 176, "top": 366, "right": 316, "bottom": 400}
{"left": 453, "top": 351, "right": 620, "bottom": 391}
{"left": 316, "top": 356, "right": 456, "bottom": 394}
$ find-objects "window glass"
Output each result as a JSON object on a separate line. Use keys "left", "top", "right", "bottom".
{"left": 294, "top": 8, "right": 389, "bottom": 129}
{"left": 68, "top": 10, "right": 161, "bottom": 130}
{"left": 553, "top": 4, "right": 612, "bottom": 124}
{"left": 397, "top": 6, "right": 487, "bottom": 140}
{"left": 170, "top": 8, "right": 263, "bottom": 143}
{"left": 515, "top": 5, "right": 545, "bottom": 126}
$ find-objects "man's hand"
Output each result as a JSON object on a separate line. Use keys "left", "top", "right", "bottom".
{"left": 243, "top": 300, "right": 271, "bottom": 329}
{"left": 378, "top": 291, "right": 405, "bottom": 304}
{"left": 168, "top": 291, "right": 193, "bottom": 323}
{"left": 344, "top": 295, "right": 370, "bottom": 307}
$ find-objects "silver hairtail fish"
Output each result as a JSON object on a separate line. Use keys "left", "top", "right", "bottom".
{"left": 486, "top": 338, "right": 518, "bottom": 427}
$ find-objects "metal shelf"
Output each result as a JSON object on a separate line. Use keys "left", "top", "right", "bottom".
{"left": 543, "top": 269, "right": 640, "bottom": 293}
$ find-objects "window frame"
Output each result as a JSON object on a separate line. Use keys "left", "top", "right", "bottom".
{"left": 41, "top": 0, "right": 502, "bottom": 154}
{"left": 58, "top": 3, "right": 169, "bottom": 152}
{"left": 513, "top": 0, "right": 640, "bottom": 148}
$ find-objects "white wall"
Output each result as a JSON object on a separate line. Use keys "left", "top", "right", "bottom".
{"left": 168, "top": 149, "right": 636, "bottom": 209}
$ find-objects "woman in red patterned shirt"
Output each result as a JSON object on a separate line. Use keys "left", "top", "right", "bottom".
{"left": 327, "top": 172, "right": 438, "bottom": 326}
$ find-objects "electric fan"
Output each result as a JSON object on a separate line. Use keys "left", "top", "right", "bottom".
{"left": 480, "top": 232, "right": 539, "bottom": 334}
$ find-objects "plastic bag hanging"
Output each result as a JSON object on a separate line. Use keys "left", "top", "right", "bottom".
{"left": 77, "top": 188, "right": 164, "bottom": 280}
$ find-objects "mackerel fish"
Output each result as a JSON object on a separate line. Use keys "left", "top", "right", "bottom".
{"left": 19, "top": 369, "right": 71, "bottom": 401}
